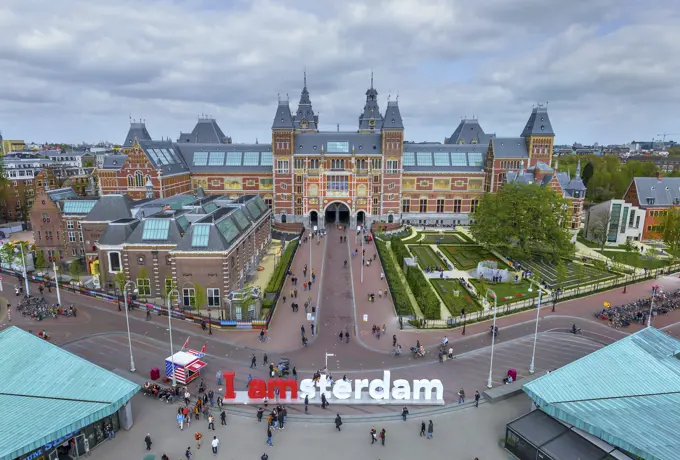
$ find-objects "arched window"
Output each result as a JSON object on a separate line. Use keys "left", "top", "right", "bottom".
{"left": 127, "top": 175, "right": 134, "bottom": 187}
{"left": 135, "top": 171, "right": 144, "bottom": 187}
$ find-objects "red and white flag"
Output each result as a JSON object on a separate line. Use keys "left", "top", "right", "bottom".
{"left": 201, "top": 343, "right": 207, "bottom": 353}
{"left": 182, "top": 337, "right": 190, "bottom": 350}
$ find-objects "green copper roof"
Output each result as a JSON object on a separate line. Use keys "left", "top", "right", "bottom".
{"left": 0, "top": 327, "right": 139, "bottom": 460}
{"left": 523, "top": 327, "right": 680, "bottom": 460}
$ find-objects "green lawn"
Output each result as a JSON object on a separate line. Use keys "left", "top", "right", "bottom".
{"left": 600, "top": 251, "right": 670, "bottom": 269}
{"left": 577, "top": 234, "right": 602, "bottom": 249}
{"left": 418, "top": 232, "right": 473, "bottom": 244}
{"left": 430, "top": 279, "right": 482, "bottom": 316}
{"left": 440, "top": 245, "right": 507, "bottom": 270}
{"left": 409, "top": 245, "right": 446, "bottom": 269}
{"left": 469, "top": 279, "right": 538, "bottom": 305}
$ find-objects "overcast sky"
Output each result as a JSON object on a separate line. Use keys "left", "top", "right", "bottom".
{"left": 1, "top": 0, "right": 678, "bottom": 146}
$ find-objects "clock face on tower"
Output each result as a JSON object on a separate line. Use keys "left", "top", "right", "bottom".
{"left": 301, "top": 119, "right": 309, "bottom": 129}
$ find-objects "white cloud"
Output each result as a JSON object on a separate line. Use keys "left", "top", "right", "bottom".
{"left": 0, "top": 0, "right": 678, "bottom": 144}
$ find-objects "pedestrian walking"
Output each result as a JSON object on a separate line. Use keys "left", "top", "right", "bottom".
{"left": 208, "top": 389, "right": 214, "bottom": 406}
{"left": 194, "top": 432, "right": 203, "bottom": 449}
{"left": 292, "top": 366, "right": 298, "bottom": 380}
{"left": 184, "top": 390, "right": 191, "bottom": 406}
{"left": 458, "top": 388, "right": 465, "bottom": 404}
{"left": 311, "top": 323, "right": 315, "bottom": 336}
{"left": 263, "top": 353, "right": 268, "bottom": 366}
{"left": 262, "top": 453, "right": 269, "bottom": 460}
{"left": 274, "top": 387, "right": 280, "bottom": 403}
{"left": 251, "top": 354, "right": 257, "bottom": 368}
{"left": 211, "top": 436, "right": 220, "bottom": 455}
{"left": 144, "top": 433, "right": 152, "bottom": 450}
{"left": 380, "top": 428, "right": 387, "bottom": 446}
{"left": 370, "top": 426, "right": 377, "bottom": 444}
{"left": 321, "top": 393, "right": 328, "bottom": 409}
{"left": 427, "top": 420, "right": 434, "bottom": 439}
{"left": 216, "top": 370, "right": 222, "bottom": 386}
{"left": 217, "top": 396, "right": 223, "bottom": 409}
{"left": 475, "top": 390, "right": 480, "bottom": 408}
{"left": 420, "top": 421, "right": 426, "bottom": 437}
{"left": 345, "top": 330, "right": 349, "bottom": 343}
{"left": 304, "top": 395, "right": 309, "bottom": 413}
{"left": 208, "top": 414, "right": 215, "bottom": 430}
{"left": 185, "top": 446, "right": 192, "bottom": 460}
{"left": 266, "top": 427, "right": 273, "bottom": 446}
{"left": 220, "top": 409, "right": 227, "bottom": 425}
{"left": 335, "top": 413, "right": 343, "bottom": 431}
{"left": 177, "top": 412, "right": 184, "bottom": 430}
{"left": 401, "top": 406, "right": 409, "bottom": 421}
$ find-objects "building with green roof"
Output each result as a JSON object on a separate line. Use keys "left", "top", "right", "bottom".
{"left": 0, "top": 327, "right": 139, "bottom": 460}
{"left": 515, "top": 327, "right": 680, "bottom": 460}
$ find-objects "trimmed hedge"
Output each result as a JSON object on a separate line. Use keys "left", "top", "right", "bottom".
{"left": 265, "top": 239, "right": 299, "bottom": 295}
{"left": 390, "top": 237, "right": 441, "bottom": 320}
{"left": 375, "top": 239, "right": 413, "bottom": 316}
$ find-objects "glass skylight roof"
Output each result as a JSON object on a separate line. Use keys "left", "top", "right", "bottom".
{"left": 243, "top": 152, "right": 260, "bottom": 166}
{"left": 451, "top": 152, "right": 467, "bottom": 166}
{"left": 216, "top": 218, "right": 239, "bottom": 243}
{"left": 260, "top": 152, "right": 273, "bottom": 166}
{"left": 226, "top": 152, "right": 242, "bottom": 166}
{"left": 208, "top": 152, "right": 225, "bottom": 166}
{"left": 416, "top": 152, "right": 432, "bottom": 166}
{"left": 62, "top": 200, "right": 98, "bottom": 214}
{"left": 193, "top": 151, "right": 208, "bottom": 166}
{"left": 255, "top": 197, "right": 268, "bottom": 213}
{"left": 433, "top": 152, "right": 450, "bottom": 166}
{"left": 468, "top": 152, "right": 483, "bottom": 166}
{"left": 402, "top": 152, "right": 415, "bottom": 166}
{"left": 191, "top": 224, "right": 210, "bottom": 248}
{"left": 176, "top": 215, "right": 190, "bottom": 232}
{"left": 232, "top": 209, "right": 251, "bottom": 230}
{"left": 203, "top": 202, "right": 218, "bottom": 213}
{"left": 246, "top": 201, "right": 262, "bottom": 220}
{"left": 141, "top": 219, "right": 171, "bottom": 241}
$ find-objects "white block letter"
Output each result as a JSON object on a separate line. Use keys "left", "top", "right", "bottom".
{"left": 354, "top": 378, "right": 369, "bottom": 400}
{"left": 413, "top": 379, "right": 444, "bottom": 401}
{"left": 332, "top": 380, "right": 352, "bottom": 400}
{"left": 369, "top": 370, "right": 391, "bottom": 400}
{"left": 391, "top": 379, "right": 411, "bottom": 400}
{"left": 300, "top": 379, "right": 316, "bottom": 400}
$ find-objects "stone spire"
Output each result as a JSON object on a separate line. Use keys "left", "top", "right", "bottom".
{"left": 575, "top": 158, "right": 581, "bottom": 177}
{"left": 358, "top": 71, "right": 384, "bottom": 132}
{"left": 292, "top": 70, "right": 318, "bottom": 131}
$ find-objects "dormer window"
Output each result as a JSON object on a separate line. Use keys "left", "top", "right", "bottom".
{"left": 647, "top": 198, "right": 655, "bottom": 205}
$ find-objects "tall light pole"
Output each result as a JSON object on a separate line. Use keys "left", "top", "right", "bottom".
{"left": 528, "top": 280, "right": 543, "bottom": 375}
{"left": 167, "top": 288, "right": 180, "bottom": 387}
{"left": 647, "top": 294, "right": 655, "bottom": 327}
{"left": 16, "top": 245, "right": 29, "bottom": 295}
{"left": 486, "top": 289, "right": 497, "bottom": 389}
{"left": 325, "top": 352, "right": 335, "bottom": 370}
{"left": 360, "top": 226, "right": 364, "bottom": 284}
{"left": 53, "top": 261, "right": 61, "bottom": 306}
{"left": 123, "top": 280, "right": 138, "bottom": 372}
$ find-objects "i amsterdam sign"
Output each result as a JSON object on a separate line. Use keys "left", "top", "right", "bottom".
{"left": 222, "top": 370, "right": 445, "bottom": 405}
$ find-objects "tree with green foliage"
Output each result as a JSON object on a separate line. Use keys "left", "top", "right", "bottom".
{"left": 0, "top": 243, "right": 16, "bottom": 268}
{"left": 34, "top": 251, "right": 48, "bottom": 273}
{"left": 69, "top": 260, "right": 84, "bottom": 284}
{"left": 581, "top": 162, "right": 594, "bottom": 186}
{"left": 114, "top": 271, "right": 127, "bottom": 292}
{"left": 470, "top": 183, "right": 574, "bottom": 262}
{"left": 192, "top": 282, "right": 207, "bottom": 313}
{"left": 663, "top": 208, "right": 680, "bottom": 262}
{"left": 555, "top": 262, "right": 568, "bottom": 291}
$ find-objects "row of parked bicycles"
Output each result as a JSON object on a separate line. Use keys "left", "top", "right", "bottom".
{"left": 593, "top": 289, "right": 680, "bottom": 328}
{"left": 15, "top": 296, "right": 76, "bottom": 321}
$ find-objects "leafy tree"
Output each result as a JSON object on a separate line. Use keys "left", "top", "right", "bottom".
{"left": 34, "top": 250, "right": 48, "bottom": 273}
{"left": 663, "top": 208, "right": 680, "bottom": 261}
{"left": 69, "top": 260, "right": 84, "bottom": 284}
{"left": 192, "top": 282, "right": 207, "bottom": 313}
{"left": 0, "top": 243, "right": 16, "bottom": 268}
{"left": 573, "top": 263, "right": 587, "bottom": 294}
{"left": 470, "top": 182, "right": 574, "bottom": 262}
{"left": 581, "top": 162, "right": 594, "bottom": 186}
{"left": 555, "top": 261, "right": 568, "bottom": 291}
{"left": 114, "top": 271, "right": 128, "bottom": 293}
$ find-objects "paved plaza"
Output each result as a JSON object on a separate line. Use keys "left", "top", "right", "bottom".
{"left": 91, "top": 391, "right": 532, "bottom": 460}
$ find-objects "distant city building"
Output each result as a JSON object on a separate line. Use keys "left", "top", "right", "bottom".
{"left": 626, "top": 154, "right": 680, "bottom": 173}
{"left": 583, "top": 199, "right": 646, "bottom": 245}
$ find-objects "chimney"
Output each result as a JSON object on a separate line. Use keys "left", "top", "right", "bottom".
{"left": 657, "top": 171, "right": 663, "bottom": 181}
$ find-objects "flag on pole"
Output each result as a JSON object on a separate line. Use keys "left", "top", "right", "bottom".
{"left": 201, "top": 343, "right": 207, "bottom": 353}
{"left": 182, "top": 337, "right": 190, "bottom": 350}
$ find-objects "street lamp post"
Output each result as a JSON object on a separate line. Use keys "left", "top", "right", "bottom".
{"left": 485, "top": 290, "right": 497, "bottom": 389}
{"left": 325, "top": 352, "right": 335, "bottom": 370}
{"left": 123, "top": 281, "right": 138, "bottom": 372}
{"left": 53, "top": 262, "right": 61, "bottom": 307}
{"left": 360, "top": 226, "right": 364, "bottom": 284}
{"left": 647, "top": 294, "right": 655, "bottom": 327}
{"left": 167, "top": 288, "right": 180, "bottom": 387}
{"left": 16, "top": 245, "right": 29, "bottom": 295}
{"left": 528, "top": 280, "right": 543, "bottom": 375}
{"left": 461, "top": 308, "right": 466, "bottom": 335}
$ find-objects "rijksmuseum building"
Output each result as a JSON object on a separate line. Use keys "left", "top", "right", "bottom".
{"left": 97, "top": 77, "right": 586, "bottom": 230}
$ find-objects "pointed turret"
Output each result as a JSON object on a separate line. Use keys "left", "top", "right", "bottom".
{"left": 124, "top": 119, "right": 152, "bottom": 146}
{"left": 445, "top": 118, "right": 489, "bottom": 144}
{"left": 182, "top": 116, "right": 230, "bottom": 144}
{"left": 292, "top": 71, "right": 318, "bottom": 131}
{"left": 272, "top": 97, "right": 294, "bottom": 130}
{"left": 521, "top": 104, "right": 554, "bottom": 137}
{"left": 382, "top": 100, "right": 404, "bottom": 130}
{"left": 522, "top": 104, "right": 555, "bottom": 167}
{"left": 358, "top": 72, "right": 384, "bottom": 132}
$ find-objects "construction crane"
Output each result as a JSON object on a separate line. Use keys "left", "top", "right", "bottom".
{"left": 657, "top": 133, "right": 680, "bottom": 144}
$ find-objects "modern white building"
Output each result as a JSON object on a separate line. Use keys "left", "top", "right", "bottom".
{"left": 583, "top": 199, "right": 646, "bottom": 245}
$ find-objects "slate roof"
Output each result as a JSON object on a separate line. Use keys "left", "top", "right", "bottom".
{"left": 98, "top": 218, "right": 140, "bottom": 245}
{"left": 0, "top": 327, "right": 139, "bottom": 460}
{"left": 179, "top": 117, "right": 229, "bottom": 144}
{"left": 137, "top": 140, "right": 191, "bottom": 176}
{"left": 631, "top": 177, "right": 680, "bottom": 207}
{"left": 556, "top": 171, "right": 587, "bottom": 197}
{"left": 523, "top": 327, "right": 680, "bottom": 460}
{"left": 272, "top": 99, "right": 294, "bottom": 130}
{"left": 292, "top": 75, "right": 318, "bottom": 131}
{"left": 123, "top": 121, "right": 152, "bottom": 146}
{"left": 403, "top": 143, "right": 486, "bottom": 172}
{"left": 382, "top": 101, "right": 404, "bottom": 130}
{"left": 176, "top": 143, "right": 273, "bottom": 173}
{"left": 445, "top": 118, "right": 490, "bottom": 145}
{"left": 101, "top": 154, "right": 127, "bottom": 170}
{"left": 83, "top": 194, "right": 136, "bottom": 222}
{"left": 521, "top": 105, "right": 555, "bottom": 137}
{"left": 358, "top": 78, "right": 383, "bottom": 131}
{"left": 491, "top": 137, "right": 529, "bottom": 158}
{"left": 294, "top": 132, "right": 383, "bottom": 156}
